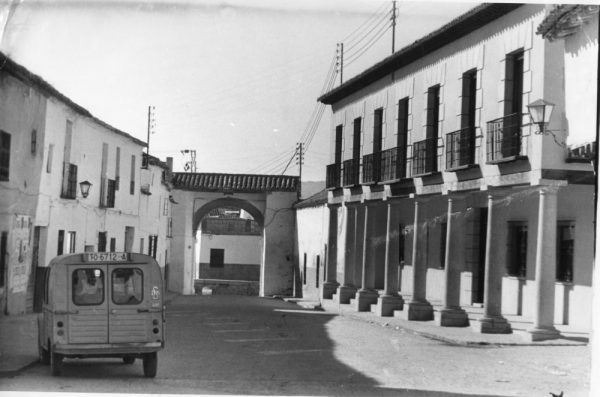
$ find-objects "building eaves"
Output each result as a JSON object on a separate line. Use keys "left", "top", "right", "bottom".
{"left": 537, "top": 4, "right": 599, "bottom": 41}
{"left": 294, "top": 188, "right": 328, "bottom": 209}
{"left": 171, "top": 172, "right": 300, "bottom": 193}
{"left": 0, "top": 51, "right": 146, "bottom": 148}
{"left": 318, "top": 3, "right": 523, "bottom": 105}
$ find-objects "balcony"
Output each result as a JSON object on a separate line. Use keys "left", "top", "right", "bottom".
{"left": 412, "top": 137, "right": 441, "bottom": 176}
{"left": 380, "top": 147, "right": 408, "bottom": 182}
{"left": 362, "top": 152, "right": 381, "bottom": 184}
{"left": 446, "top": 126, "right": 476, "bottom": 170}
{"left": 342, "top": 158, "right": 360, "bottom": 187}
{"left": 326, "top": 163, "right": 341, "bottom": 189}
{"left": 486, "top": 113, "right": 526, "bottom": 163}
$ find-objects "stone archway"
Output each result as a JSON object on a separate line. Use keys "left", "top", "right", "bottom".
{"left": 192, "top": 197, "right": 265, "bottom": 234}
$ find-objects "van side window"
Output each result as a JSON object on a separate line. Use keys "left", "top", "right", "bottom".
{"left": 72, "top": 268, "right": 104, "bottom": 306}
{"left": 112, "top": 268, "right": 143, "bottom": 305}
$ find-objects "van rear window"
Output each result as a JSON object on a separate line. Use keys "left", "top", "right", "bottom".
{"left": 72, "top": 268, "right": 104, "bottom": 306}
{"left": 112, "top": 268, "right": 143, "bottom": 305}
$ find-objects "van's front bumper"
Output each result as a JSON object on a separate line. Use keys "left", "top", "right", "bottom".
{"left": 54, "top": 342, "right": 163, "bottom": 357}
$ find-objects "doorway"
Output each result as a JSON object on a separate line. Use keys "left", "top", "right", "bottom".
{"left": 474, "top": 208, "right": 487, "bottom": 304}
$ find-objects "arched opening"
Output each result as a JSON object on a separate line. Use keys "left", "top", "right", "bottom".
{"left": 192, "top": 198, "right": 264, "bottom": 295}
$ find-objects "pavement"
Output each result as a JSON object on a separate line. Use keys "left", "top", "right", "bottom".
{"left": 0, "top": 292, "right": 589, "bottom": 378}
{"left": 0, "top": 290, "right": 180, "bottom": 378}
{"left": 285, "top": 296, "right": 590, "bottom": 347}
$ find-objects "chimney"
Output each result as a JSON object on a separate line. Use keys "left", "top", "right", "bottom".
{"left": 166, "top": 157, "right": 173, "bottom": 172}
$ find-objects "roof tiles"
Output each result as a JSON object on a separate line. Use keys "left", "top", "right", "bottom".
{"left": 172, "top": 172, "right": 299, "bottom": 193}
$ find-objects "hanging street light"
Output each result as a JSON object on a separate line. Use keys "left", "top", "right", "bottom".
{"left": 527, "top": 99, "right": 555, "bottom": 135}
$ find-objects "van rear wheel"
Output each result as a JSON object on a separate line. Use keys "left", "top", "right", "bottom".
{"left": 50, "top": 346, "right": 63, "bottom": 376}
{"left": 142, "top": 352, "right": 157, "bottom": 378}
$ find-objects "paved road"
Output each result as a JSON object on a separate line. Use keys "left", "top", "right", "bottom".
{"left": 0, "top": 295, "right": 590, "bottom": 396}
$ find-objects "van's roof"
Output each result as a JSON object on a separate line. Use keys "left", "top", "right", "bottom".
{"left": 48, "top": 253, "right": 160, "bottom": 267}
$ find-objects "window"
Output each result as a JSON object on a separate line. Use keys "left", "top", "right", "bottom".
{"left": 0, "top": 131, "right": 11, "bottom": 181}
{"left": 557, "top": 222, "right": 575, "bottom": 282}
{"left": 130, "top": 155, "right": 136, "bottom": 195}
{"left": 0, "top": 232, "right": 7, "bottom": 288}
{"left": 397, "top": 98, "right": 409, "bottom": 178}
{"left": 426, "top": 85, "right": 440, "bottom": 140}
{"left": 210, "top": 248, "right": 225, "bottom": 268}
{"left": 373, "top": 108, "right": 383, "bottom": 154}
{"left": 148, "top": 235, "right": 158, "bottom": 259}
{"left": 398, "top": 224, "right": 406, "bottom": 266}
{"left": 440, "top": 222, "right": 447, "bottom": 269}
{"left": 504, "top": 49, "right": 524, "bottom": 117}
{"left": 57, "top": 230, "right": 65, "bottom": 256}
{"left": 507, "top": 222, "right": 527, "bottom": 277}
{"left": 303, "top": 253, "right": 307, "bottom": 285}
{"left": 334, "top": 125, "right": 343, "bottom": 165}
{"left": 353, "top": 117, "right": 362, "bottom": 162}
{"left": 461, "top": 69, "right": 477, "bottom": 129}
{"left": 112, "top": 268, "right": 143, "bottom": 305}
{"left": 98, "top": 232, "right": 107, "bottom": 252}
{"left": 72, "top": 268, "right": 104, "bottom": 306}
{"left": 66, "top": 231, "right": 76, "bottom": 253}
{"left": 60, "top": 162, "right": 78, "bottom": 199}
{"left": 101, "top": 179, "right": 116, "bottom": 208}
{"left": 110, "top": 238, "right": 116, "bottom": 252}
{"left": 115, "top": 147, "right": 121, "bottom": 191}
{"left": 31, "top": 129, "right": 37, "bottom": 154}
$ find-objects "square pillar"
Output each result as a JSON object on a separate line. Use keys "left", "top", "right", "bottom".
{"left": 336, "top": 204, "right": 357, "bottom": 304}
{"left": 399, "top": 198, "right": 433, "bottom": 321}
{"left": 375, "top": 201, "right": 404, "bottom": 316}
{"left": 322, "top": 204, "right": 340, "bottom": 299}
{"left": 526, "top": 187, "right": 561, "bottom": 341}
{"left": 436, "top": 196, "right": 469, "bottom": 327}
{"left": 473, "top": 193, "right": 512, "bottom": 334}
{"left": 353, "top": 203, "right": 379, "bottom": 311}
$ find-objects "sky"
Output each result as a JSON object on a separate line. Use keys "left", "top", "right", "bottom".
{"left": 0, "top": 0, "right": 485, "bottom": 181}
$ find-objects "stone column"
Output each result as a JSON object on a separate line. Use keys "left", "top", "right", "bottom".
{"left": 322, "top": 204, "right": 340, "bottom": 299}
{"left": 335, "top": 204, "right": 357, "bottom": 304}
{"left": 353, "top": 205, "right": 364, "bottom": 290}
{"left": 436, "top": 196, "right": 469, "bottom": 327}
{"left": 473, "top": 193, "right": 511, "bottom": 333}
{"left": 399, "top": 198, "right": 433, "bottom": 321}
{"left": 527, "top": 187, "right": 560, "bottom": 341}
{"left": 375, "top": 201, "right": 404, "bottom": 316}
{"left": 353, "top": 203, "right": 379, "bottom": 311}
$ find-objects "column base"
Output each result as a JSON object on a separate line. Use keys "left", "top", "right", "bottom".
{"left": 334, "top": 285, "right": 357, "bottom": 304}
{"left": 472, "top": 315, "right": 512, "bottom": 334}
{"left": 397, "top": 300, "right": 433, "bottom": 321}
{"left": 523, "top": 326, "right": 561, "bottom": 342}
{"left": 321, "top": 281, "right": 340, "bottom": 300}
{"left": 374, "top": 294, "right": 404, "bottom": 317}
{"left": 435, "top": 307, "right": 469, "bottom": 327}
{"left": 351, "top": 289, "right": 379, "bottom": 312}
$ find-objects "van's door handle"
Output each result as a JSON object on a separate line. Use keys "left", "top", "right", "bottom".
{"left": 137, "top": 308, "right": 161, "bottom": 313}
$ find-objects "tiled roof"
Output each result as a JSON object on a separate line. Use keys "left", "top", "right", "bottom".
{"left": 294, "top": 189, "right": 328, "bottom": 209}
{"left": 171, "top": 173, "right": 299, "bottom": 193}
{"left": 318, "top": 3, "right": 523, "bottom": 105}
{"left": 0, "top": 52, "right": 146, "bottom": 147}
{"left": 537, "top": 5, "right": 599, "bottom": 41}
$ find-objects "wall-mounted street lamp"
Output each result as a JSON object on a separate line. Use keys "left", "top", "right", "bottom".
{"left": 527, "top": 99, "right": 555, "bottom": 135}
{"left": 79, "top": 180, "right": 92, "bottom": 198}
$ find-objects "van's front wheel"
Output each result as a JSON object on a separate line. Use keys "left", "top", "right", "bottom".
{"left": 142, "top": 352, "right": 157, "bottom": 378}
{"left": 50, "top": 346, "right": 63, "bottom": 376}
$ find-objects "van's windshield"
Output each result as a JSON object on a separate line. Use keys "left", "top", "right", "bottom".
{"left": 112, "top": 268, "right": 143, "bottom": 305}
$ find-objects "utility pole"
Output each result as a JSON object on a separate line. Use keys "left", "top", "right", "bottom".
{"left": 296, "top": 142, "right": 304, "bottom": 198}
{"left": 145, "top": 105, "right": 156, "bottom": 168}
{"left": 391, "top": 1, "right": 397, "bottom": 53}
{"left": 337, "top": 43, "right": 344, "bottom": 85}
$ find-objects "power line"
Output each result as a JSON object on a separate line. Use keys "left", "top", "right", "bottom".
{"left": 345, "top": 20, "right": 392, "bottom": 66}
{"left": 344, "top": 10, "right": 391, "bottom": 53}
{"left": 341, "top": 1, "right": 389, "bottom": 43}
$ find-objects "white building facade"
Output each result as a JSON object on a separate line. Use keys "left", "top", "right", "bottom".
{"left": 319, "top": 4, "right": 596, "bottom": 340}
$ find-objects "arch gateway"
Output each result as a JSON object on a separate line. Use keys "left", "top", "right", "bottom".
{"left": 168, "top": 172, "right": 299, "bottom": 296}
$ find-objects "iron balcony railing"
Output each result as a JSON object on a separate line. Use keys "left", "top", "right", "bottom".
{"left": 446, "top": 126, "right": 476, "bottom": 169}
{"left": 362, "top": 152, "right": 381, "bottom": 184}
{"left": 486, "top": 113, "right": 525, "bottom": 163}
{"left": 326, "top": 163, "right": 341, "bottom": 189}
{"left": 412, "top": 137, "right": 441, "bottom": 176}
{"left": 342, "top": 158, "right": 360, "bottom": 187}
{"left": 380, "top": 146, "right": 408, "bottom": 182}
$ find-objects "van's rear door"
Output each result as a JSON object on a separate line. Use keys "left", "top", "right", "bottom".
{"left": 67, "top": 264, "right": 109, "bottom": 344}
{"left": 107, "top": 263, "right": 153, "bottom": 343}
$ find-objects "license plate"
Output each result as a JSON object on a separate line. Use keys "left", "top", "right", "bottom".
{"left": 85, "top": 252, "right": 129, "bottom": 262}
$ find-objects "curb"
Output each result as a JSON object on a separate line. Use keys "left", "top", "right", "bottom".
{"left": 0, "top": 360, "right": 39, "bottom": 378}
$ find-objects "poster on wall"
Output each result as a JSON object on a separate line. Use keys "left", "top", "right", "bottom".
{"left": 9, "top": 214, "right": 32, "bottom": 294}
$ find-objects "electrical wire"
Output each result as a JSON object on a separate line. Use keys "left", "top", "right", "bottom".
{"left": 341, "top": 1, "right": 389, "bottom": 44}
{"left": 343, "top": 10, "right": 391, "bottom": 53}
{"left": 345, "top": 20, "right": 392, "bottom": 66}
